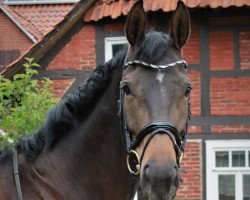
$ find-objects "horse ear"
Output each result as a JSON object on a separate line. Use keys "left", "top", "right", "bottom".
{"left": 170, "top": 1, "right": 190, "bottom": 50}
{"left": 125, "top": 1, "right": 146, "bottom": 45}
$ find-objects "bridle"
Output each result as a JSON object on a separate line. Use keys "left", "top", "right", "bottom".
{"left": 118, "top": 59, "right": 191, "bottom": 175}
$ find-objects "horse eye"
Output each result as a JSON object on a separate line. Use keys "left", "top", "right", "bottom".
{"left": 185, "top": 84, "right": 192, "bottom": 96}
{"left": 123, "top": 85, "right": 131, "bottom": 95}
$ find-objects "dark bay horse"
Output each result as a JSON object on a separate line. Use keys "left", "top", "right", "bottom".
{"left": 0, "top": 1, "right": 191, "bottom": 200}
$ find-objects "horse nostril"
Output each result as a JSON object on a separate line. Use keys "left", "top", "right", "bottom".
{"left": 142, "top": 161, "right": 178, "bottom": 183}
{"left": 143, "top": 164, "right": 151, "bottom": 180}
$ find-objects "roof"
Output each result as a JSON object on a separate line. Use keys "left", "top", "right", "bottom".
{"left": 10, "top": 4, "right": 74, "bottom": 37}
{"left": 84, "top": 0, "right": 250, "bottom": 22}
{"left": 0, "top": 3, "right": 74, "bottom": 41}
{"left": 1, "top": 0, "right": 96, "bottom": 77}
{"left": 0, "top": 3, "right": 40, "bottom": 42}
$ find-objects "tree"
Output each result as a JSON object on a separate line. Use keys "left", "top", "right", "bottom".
{"left": 0, "top": 58, "right": 58, "bottom": 148}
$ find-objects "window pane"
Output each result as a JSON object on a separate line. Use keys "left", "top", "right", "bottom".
{"left": 232, "top": 151, "right": 245, "bottom": 167}
{"left": 216, "top": 151, "right": 229, "bottom": 167}
{"left": 243, "top": 175, "right": 250, "bottom": 200}
{"left": 112, "top": 44, "right": 125, "bottom": 56}
{"left": 219, "top": 175, "right": 235, "bottom": 200}
{"left": 248, "top": 151, "right": 250, "bottom": 167}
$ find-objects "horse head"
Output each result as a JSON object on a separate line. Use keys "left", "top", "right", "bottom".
{"left": 119, "top": 1, "right": 191, "bottom": 199}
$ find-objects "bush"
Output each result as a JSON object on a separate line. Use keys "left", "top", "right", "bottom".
{"left": 0, "top": 58, "right": 58, "bottom": 149}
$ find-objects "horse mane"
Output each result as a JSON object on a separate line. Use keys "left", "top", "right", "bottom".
{"left": 0, "top": 30, "right": 172, "bottom": 161}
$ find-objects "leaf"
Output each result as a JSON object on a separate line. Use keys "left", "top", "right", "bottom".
{"left": 13, "top": 74, "right": 26, "bottom": 80}
{"left": 31, "top": 63, "right": 40, "bottom": 68}
{"left": 0, "top": 58, "right": 58, "bottom": 148}
{"left": 24, "top": 57, "right": 34, "bottom": 64}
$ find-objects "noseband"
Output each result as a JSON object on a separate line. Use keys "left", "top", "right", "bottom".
{"left": 118, "top": 59, "right": 191, "bottom": 176}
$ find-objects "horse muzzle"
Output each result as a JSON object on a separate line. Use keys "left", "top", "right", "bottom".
{"left": 140, "top": 159, "right": 180, "bottom": 200}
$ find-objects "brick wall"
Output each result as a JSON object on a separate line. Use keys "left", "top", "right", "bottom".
{"left": 176, "top": 140, "right": 202, "bottom": 200}
{"left": 183, "top": 22, "right": 200, "bottom": 64}
{"left": 185, "top": 22, "right": 201, "bottom": 135}
{"left": 240, "top": 32, "right": 250, "bottom": 70}
{"left": 47, "top": 25, "right": 96, "bottom": 70}
{"left": 47, "top": 25, "right": 96, "bottom": 96}
{"left": 211, "top": 125, "right": 250, "bottom": 133}
{"left": 104, "top": 23, "right": 124, "bottom": 32}
{"left": 188, "top": 71, "right": 201, "bottom": 117}
{"left": 210, "top": 31, "right": 234, "bottom": 70}
{"left": 208, "top": 15, "right": 250, "bottom": 135}
{"left": 179, "top": 14, "right": 249, "bottom": 200}
{"left": 51, "top": 79, "right": 75, "bottom": 98}
{"left": 0, "top": 11, "right": 32, "bottom": 54}
{"left": 210, "top": 78, "right": 250, "bottom": 115}
{"left": 188, "top": 125, "right": 202, "bottom": 134}
{"left": 205, "top": 10, "right": 250, "bottom": 137}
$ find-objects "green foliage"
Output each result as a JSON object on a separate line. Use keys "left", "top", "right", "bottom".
{"left": 0, "top": 58, "right": 58, "bottom": 149}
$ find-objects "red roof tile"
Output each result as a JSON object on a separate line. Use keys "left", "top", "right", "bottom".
{"left": 1, "top": 3, "right": 42, "bottom": 40}
{"left": 10, "top": 4, "right": 74, "bottom": 36}
{"left": 84, "top": 0, "right": 250, "bottom": 22}
{"left": 9, "top": 4, "right": 74, "bottom": 39}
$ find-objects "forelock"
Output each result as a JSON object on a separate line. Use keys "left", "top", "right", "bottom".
{"left": 132, "top": 30, "right": 173, "bottom": 64}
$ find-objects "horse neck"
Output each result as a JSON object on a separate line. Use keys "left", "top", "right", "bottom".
{"left": 19, "top": 65, "right": 129, "bottom": 199}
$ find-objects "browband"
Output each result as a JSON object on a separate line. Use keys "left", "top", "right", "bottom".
{"left": 123, "top": 60, "right": 187, "bottom": 70}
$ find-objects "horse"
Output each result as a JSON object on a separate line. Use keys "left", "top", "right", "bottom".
{"left": 0, "top": 1, "right": 191, "bottom": 200}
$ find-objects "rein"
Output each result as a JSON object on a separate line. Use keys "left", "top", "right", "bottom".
{"left": 118, "top": 59, "right": 191, "bottom": 200}
{"left": 13, "top": 150, "right": 23, "bottom": 200}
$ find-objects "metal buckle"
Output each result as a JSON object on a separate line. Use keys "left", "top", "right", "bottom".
{"left": 179, "top": 151, "right": 184, "bottom": 162}
{"left": 126, "top": 150, "right": 140, "bottom": 175}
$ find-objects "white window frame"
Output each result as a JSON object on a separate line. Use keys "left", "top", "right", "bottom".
{"left": 104, "top": 36, "right": 128, "bottom": 62}
{"left": 206, "top": 140, "right": 250, "bottom": 200}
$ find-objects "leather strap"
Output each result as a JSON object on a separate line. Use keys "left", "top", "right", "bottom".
{"left": 139, "top": 128, "right": 180, "bottom": 167}
{"left": 126, "top": 174, "right": 139, "bottom": 200}
{"left": 131, "top": 121, "right": 181, "bottom": 150}
{"left": 13, "top": 150, "right": 23, "bottom": 200}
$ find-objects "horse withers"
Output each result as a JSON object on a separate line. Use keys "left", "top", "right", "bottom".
{"left": 0, "top": 1, "right": 191, "bottom": 200}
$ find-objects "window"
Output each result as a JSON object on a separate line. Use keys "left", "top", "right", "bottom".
{"left": 206, "top": 140, "right": 250, "bottom": 200}
{"left": 104, "top": 36, "right": 128, "bottom": 62}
